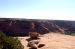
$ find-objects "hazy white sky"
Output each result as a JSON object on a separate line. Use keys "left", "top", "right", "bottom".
{"left": 0, "top": 0, "right": 75, "bottom": 20}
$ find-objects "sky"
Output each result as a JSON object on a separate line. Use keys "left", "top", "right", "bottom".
{"left": 0, "top": 0, "right": 75, "bottom": 20}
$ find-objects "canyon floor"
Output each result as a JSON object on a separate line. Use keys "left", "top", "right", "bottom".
{"left": 18, "top": 33, "right": 75, "bottom": 49}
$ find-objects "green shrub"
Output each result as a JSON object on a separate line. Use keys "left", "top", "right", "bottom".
{"left": 0, "top": 32, "right": 24, "bottom": 49}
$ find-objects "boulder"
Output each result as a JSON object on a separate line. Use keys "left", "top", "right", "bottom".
{"left": 29, "top": 32, "right": 39, "bottom": 38}
{"left": 28, "top": 40, "right": 39, "bottom": 49}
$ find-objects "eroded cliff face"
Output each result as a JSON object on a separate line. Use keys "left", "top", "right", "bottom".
{"left": 0, "top": 18, "right": 75, "bottom": 36}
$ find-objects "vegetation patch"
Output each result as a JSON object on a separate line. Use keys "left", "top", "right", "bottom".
{"left": 0, "top": 32, "right": 24, "bottom": 49}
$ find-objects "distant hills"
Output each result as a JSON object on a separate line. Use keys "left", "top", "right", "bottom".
{"left": 0, "top": 18, "right": 75, "bottom": 36}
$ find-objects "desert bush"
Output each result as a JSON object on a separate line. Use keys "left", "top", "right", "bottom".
{"left": 0, "top": 32, "right": 24, "bottom": 49}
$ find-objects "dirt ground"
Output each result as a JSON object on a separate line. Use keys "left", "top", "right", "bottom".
{"left": 18, "top": 33, "right": 75, "bottom": 49}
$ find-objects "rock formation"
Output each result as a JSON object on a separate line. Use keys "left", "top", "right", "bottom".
{"left": 29, "top": 32, "right": 39, "bottom": 38}
{"left": 28, "top": 40, "right": 39, "bottom": 49}
{"left": 0, "top": 18, "right": 75, "bottom": 36}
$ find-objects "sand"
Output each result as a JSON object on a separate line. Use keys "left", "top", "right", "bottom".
{"left": 18, "top": 33, "right": 75, "bottom": 49}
